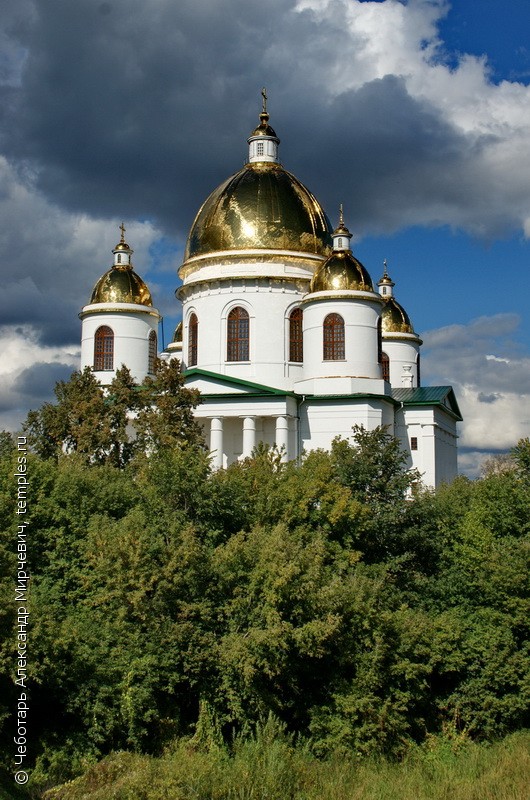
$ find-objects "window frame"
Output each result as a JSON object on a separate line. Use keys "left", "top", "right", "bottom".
{"left": 94, "top": 325, "right": 114, "bottom": 371}
{"left": 188, "top": 313, "right": 198, "bottom": 366}
{"left": 289, "top": 308, "right": 303, "bottom": 363}
{"left": 323, "top": 313, "right": 345, "bottom": 361}
{"left": 227, "top": 306, "right": 250, "bottom": 362}
{"left": 381, "top": 352, "right": 390, "bottom": 382}
{"left": 148, "top": 329, "right": 157, "bottom": 374}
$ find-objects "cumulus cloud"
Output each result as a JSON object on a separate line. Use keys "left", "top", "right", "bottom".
{"left": 0, "top": 0, "right": 529, "bottom": 468}
{"left": 0, "top": 326, "right": 79, "bottom": 429}
{"left": 421, "top": 313, "right": 530, "bottom": 470}
{"left": 0, "top": 0, "right": 529, "bottom": 240}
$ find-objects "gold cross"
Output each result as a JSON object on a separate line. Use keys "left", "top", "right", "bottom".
{"left": 119, "top": 222, "right": 126, "bottom": 242}
{"left": 261, "top": 87, "right": 267, "bottom": 114}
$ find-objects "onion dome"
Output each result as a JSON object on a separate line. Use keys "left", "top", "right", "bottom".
{"left": 90, "top": 225, "right": 153, "bottom": 306}
{"left": 185, "top": 164, "right": 332, "bottom": 260}
{"left": 183, "top": 93, "right": 332, "bottom": 262}
{"left": 381, "top": 296, "right": 414, "bottom": 334}
{"left": 248, "top": 88, "right": 279, "bottom": 142}
{"left": 310, "top": 208, "right": 373, "bottom": 292}
{"left": 173, "top": 321, "right": 183, "bottom": 342}
{"left": 377, "top": 261, "right": 414, "bottom": 334}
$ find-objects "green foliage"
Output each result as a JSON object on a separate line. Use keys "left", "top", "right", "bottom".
{"left": 23, "top": 361, "right": 204, "bottom": 466}
{"left": 135, "top": 359, "right": 203, "bottom": 452}
{"left": 1, "top": 425, "right": 529, "bottom": 793}
{"left": 40, "top": 731, "right": 530, "bottom": 800}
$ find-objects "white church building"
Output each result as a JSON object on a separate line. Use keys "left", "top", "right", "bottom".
{"left": 80, "top": 100, "right": 461, "bottom": 489}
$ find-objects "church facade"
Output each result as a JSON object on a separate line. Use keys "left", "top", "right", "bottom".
{"left": 80, "top": 101, "right": 461, "bottom": 489}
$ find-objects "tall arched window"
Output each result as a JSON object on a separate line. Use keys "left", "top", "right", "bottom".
{"left": 323, "top": 313, "right": 345, "bottom": 360}
{"left": 289, "top": 308, "right": 303, "bottom": 362}
{"left": 227, "top": 306, "right": 249, "bottom": 361}
{"left": 94, "top": 325, "right": 114, "bottom": 371}
{"left": 381, "top": 352, "right": 390, "bottom": 382}
{"left": 188, "top": 313, "right": 198, "bottom": 366}
{"left": 148, "top": 330, "right": 157, "bottom": 374}
{"left": 416, "top": 353, "right": 421, "bottom": 387}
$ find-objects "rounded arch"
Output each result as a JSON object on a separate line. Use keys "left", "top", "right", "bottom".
{"left": 148, "top": 329, "right": 157, "bottom": 374}
{"left": 381, "top": 352, "right": 390, "bottom": 382}
{"left": 94, "top": 325, "right": 114, "bottom": 371}
{"left": 227, "top": 306, "right": 250, "bottom": 362}
{"left": 323, "top": 313, "right": 345, "bottom": 360}
{"left": 288, "top": 307, "right": 303, "bottom": 363}
{"left": 188, "top": 312, "right": 198, "bottom": 366}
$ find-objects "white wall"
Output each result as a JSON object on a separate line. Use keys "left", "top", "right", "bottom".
{"left": 80, "top": 303, "right": 160, "bottom": 385}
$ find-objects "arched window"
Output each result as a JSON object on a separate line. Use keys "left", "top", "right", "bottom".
{"left": 188, "top": 313, "right": 198, "bottom": 366}
{"left": 227, "top": 306, "right": 249, "bottom": 361}
{"left": 148, "top": 330, "right": 157, "bottom": 374}
{"left": 416, "top": 353, "right": 421, "bottom": 387}
{"left": 323, "top": 313, "right": 345, "bottom": 360}
{"left": 381, "top": 352, "right": 390, "bottom": 382}
{"left": 117, "top": 254, "right": 122, "bottom": 264}
{"left": 289, "top": 308, "right": 303, "bottom": 362}
{"left": 94, "top": 325, "right": 114, "bottom": 371}
{"left": 257, "top": 141, "right": 264, "bottom": 156}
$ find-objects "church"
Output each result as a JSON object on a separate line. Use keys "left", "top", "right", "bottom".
{"left": 79, "top": 97, "right": 461, "bottom": 489}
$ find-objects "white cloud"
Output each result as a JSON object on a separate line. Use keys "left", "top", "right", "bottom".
{"left": 294, "top": 0, "right": 530, "bottom": 237}
{"left": 422, "top": 313, "right": 530, "bottom": 459}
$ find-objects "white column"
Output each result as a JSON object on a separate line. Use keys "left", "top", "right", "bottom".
{"left": 242, "top": 416, "right": 257, "bottom": 458}
{"left": 275, "top": 415, "right": 289, "bottom": 462}
{"left": 210, "top": 417, "right": 224, "bottom": 470}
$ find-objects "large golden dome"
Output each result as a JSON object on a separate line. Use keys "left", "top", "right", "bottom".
{"left": 311, "top": 251, "right": 374, "bottom": 293}
{"left": 184, "top": 162, "right": 333, "bottom": 261}
{"left": 90, "top": 265, "right": 153, "bottom": 306}
{"left": 381, "top": 297, "right": 414, "bottom": 334}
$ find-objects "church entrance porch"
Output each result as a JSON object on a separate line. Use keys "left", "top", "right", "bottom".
{"left": 201, "top": 413, "right": 298, "bottom": 469}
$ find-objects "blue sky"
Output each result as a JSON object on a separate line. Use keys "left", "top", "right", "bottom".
{"left": 0, "top": 0, "right": 529, "bottom": 476}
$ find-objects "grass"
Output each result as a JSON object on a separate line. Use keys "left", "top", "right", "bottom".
{"left": 37, "top": 727, "right": 530, "bottom": 800}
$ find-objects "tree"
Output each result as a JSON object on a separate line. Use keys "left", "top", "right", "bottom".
{"left": 24, "top": 367, "right": 111, "bottom": 461}
{"left": 23, "top": 360, "right": 204, "bottom": 466}
{"left": 135, "top": 359, "right": 204, "bottom": 452}
{"left": 512, "top": 437, "right": 530, "bottom": 480}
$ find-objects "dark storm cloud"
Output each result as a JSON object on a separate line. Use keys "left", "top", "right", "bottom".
{"left": 0, "top": 0, "right": 503, "bottom": 243}
{"left": 14, "top": 361, "right": 74, "bottom": 401}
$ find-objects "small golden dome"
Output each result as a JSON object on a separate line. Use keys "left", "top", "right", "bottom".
{"left": 173, "top": 321, "right": 183, "bottom": 342}
{"left": 311, "top": 251, "right": 374, "bottom": 293}
{"left": 381, "top": 297, "right": 414, "bottom": 334}
{"left": 184, "top": 162, "right": 333, "bottom": 261}
{"left": 90, "top": 265, "right": 153, "bottom": 306}
{"left": 248, "top": 112, "right": 279, "bottom": 140}
{"left": 114, "top": 241, "right": 131, "bottom": 252}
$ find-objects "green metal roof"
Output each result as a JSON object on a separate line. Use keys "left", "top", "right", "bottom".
{"left": 184, "top": 368, "right": 295, "bottom": 397}
{"left": 392, "top": 386, "right": 462, "bottom": 420}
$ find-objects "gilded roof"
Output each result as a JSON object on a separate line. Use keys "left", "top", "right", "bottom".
{"left": 90, "top": 265, "right": 153, "bottom": 306}
{"left": 184, "top": 162, "right": 333, "bottom": 261}
{"left": 311, "top": 251, "right": 374, "bottom": 293}
{"left": 173, "top": 321, "right": 183, "bottom": 342}
{"left": 249, "top": 112, "right": 279, "bottom": 140}
{"left": 381, "top": 296, "right": 414, "bottom": 334}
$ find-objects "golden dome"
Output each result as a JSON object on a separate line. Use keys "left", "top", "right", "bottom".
{"left": 311, "top": 251, "right": 374, "bottom": 293}
{"left": 90, "top": 265, "right": 153, "bottom": 306}
{"left": 184, "top": 162, "right": 333, "bottom": 261}
{"left": 248, "top": 112, "right": 279, "bottom": 140}
{"left": 381, "top": 297, "right": 414, "bottom": 334}
{"left": 173, "top": 321, "right": 183, "bottom": 342}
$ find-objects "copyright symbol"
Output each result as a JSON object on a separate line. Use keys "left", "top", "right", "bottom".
{"left": 15, "top": 771, "right": 28, "bottom": 785}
